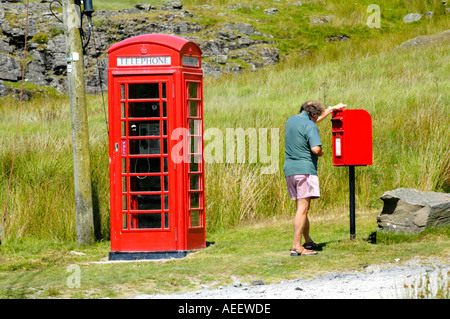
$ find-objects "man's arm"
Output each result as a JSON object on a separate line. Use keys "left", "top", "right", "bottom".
{"left": 311, "top": 145, "right": 324, "bottom": 157}
{"left": 315, "top": 103, "right": 347, "bottom": 123}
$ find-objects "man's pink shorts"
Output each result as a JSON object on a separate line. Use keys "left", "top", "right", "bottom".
{"left": 285, "top": 174, "right": 320, "bottom": 200}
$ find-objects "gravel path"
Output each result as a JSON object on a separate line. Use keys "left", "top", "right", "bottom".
{"left": 132, "top": 259, "right": 449, "bottom": 299}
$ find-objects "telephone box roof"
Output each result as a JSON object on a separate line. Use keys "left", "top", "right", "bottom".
{"left": 107, "top": 34, "right": 202, "bottom": 54}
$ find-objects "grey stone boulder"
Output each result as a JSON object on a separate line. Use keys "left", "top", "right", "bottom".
{"left": 403, "top": 13, "right": 422, "bottom": 23}
{"left": 377, "top": 188, "right": 450, "bottom": 233}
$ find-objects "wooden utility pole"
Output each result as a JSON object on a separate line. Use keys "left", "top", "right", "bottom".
{"left": 62, "top": 0, "right": 95, "bottom": 246}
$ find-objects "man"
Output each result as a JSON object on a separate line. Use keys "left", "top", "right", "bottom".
{"left": 284, "top": 101, "right": 346, "bottom": 256}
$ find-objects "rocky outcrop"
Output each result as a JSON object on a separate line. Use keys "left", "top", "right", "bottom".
{"left": 0, "top": 1, "right": 279, "bottom": 94}
{"left": 397, "top": 29, "right": 450, "bottom": 49}
{"left": 377, "top": 188, "right": 450, "bottom": 233}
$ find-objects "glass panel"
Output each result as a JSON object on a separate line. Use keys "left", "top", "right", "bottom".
{"left": 128, "top": 83, "right": 159, "bottom": 99}
{"left": 162, "top": 83, "right": 166, "bottom": 99}
{"left": 163, "top": 102, "right": 167, "bottom": 117}
{"left": 132, "top": 195, "right": 161, "bottom": 210}
{"left": 122, "top": 195, "right": 128, "bottom": 211}
{"left": 189, "top": 101, "right": 198, "bottom": 117}
{"left": 188, "top": 82, "right": 198, "bottom": 98}
{"left": 164, "top": 213, "right": 169, "bottom": 228}
{"left": 130, "top": 176, "right": 161, "bottom": 192}
{"left": 190, "top": 155, "right": 201, "bottom": 172}
{"left": 190, "top": 174, "right": 199, "bottom": 190}
{"left": 123, "top": 214, "right": 128, "bottom": 229}
{"left": 130, "top": 157, "right": 161, "bottom": 174}
{"left": 129, "top": 121, "right": 160, "bottom": 137}
{"left": 190, "top": 136, "right": 200, "bottom": 154}
{"left": 121, "top": 122, "right": 126, "bottom": 137}
{"left": 163, "top": 120, "right": 167, "bottom": 136}
{"left": 164, "top": 175, "right": 168, "bottom": 191}
{"left": 129, "top": 139, "right": 160, "bottom": 155}
{"left": 129, "top": 102, "right": 160, "bottom": 118}
{"left": 190, "top": 193, "right": 200, "bottom": 208}
{"left": 190, "top": 211, "right": 200, "bottom": 227}
{"left": 164, "top": 194, "right": 169, "bottom": 210}
{"left": 121, "top": 102, "right": 125, "bottom": 118}
{"left": 163, "top": 139, "right": 167, "bottom": 155}
{"left": 121, "top": 84, "right": 125, "bottom": 100}
{"left": 122, "top": 158, "right": 126, "bottom": 173}
{"left": 189, "top": 119, "right": 200, "bottom": 135}
{"left": 163, "top": 157, "right": 168, "bottom": 172}
{"left": 122, "top": 176, "right": 127, "bottom": 192}
{"left": 132, "top": 213, "right": 162, "bottom": 229}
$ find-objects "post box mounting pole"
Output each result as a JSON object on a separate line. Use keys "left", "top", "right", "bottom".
{"left": 349, "top": 165, "right": 356, "bottom": 240}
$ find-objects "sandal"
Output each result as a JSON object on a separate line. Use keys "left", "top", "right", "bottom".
{"left": 290, "top": 246, "right": 318, "bottom": 256}
{"left": 303, "top": 241, "right": 319, "bottom": 250}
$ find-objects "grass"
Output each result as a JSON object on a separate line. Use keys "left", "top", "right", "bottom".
{"left": 0, "top": 210, "right": 448, "bottom": 299}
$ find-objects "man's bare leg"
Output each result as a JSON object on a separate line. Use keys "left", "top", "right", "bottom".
{"left": 292, "top": 197, "right": 311, "bottom": 249}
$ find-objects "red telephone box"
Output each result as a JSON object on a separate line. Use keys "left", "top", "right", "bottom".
{"left": 107, "top": 34, "right": 206, "bottom": 260}
{"left": 331, "top": 109, "right": 372, "bottom": 239}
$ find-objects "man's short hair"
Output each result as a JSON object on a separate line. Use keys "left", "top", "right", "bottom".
{"left": 300, "top": 101, "right": 325, "bottom": 118}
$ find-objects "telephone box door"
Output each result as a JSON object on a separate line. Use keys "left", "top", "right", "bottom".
{"left": 110, "top": 75, "right": 176, "bottom": 252}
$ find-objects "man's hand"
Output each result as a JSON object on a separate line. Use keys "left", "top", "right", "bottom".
{"left": 311, "top": 145, "right": 324, "bottom": 157}
{"left": 329, "top": 103, "right": 347, "bottom": 111}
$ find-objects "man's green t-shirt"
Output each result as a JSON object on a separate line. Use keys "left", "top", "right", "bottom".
{"left": 283, "top": 111, "right": 322, "bottom": 177}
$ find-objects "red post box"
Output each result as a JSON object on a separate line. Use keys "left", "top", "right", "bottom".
{"left": 331, "top": 109, "right": 373, "bottom": 239}
{"left": 331, "top": 109, "right": 373, "bottom": 166}
{"left": 107, "top": 34, "right": 206, "bottom": 260}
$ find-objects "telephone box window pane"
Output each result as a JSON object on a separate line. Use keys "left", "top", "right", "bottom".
{"left": 130, "top": 176, "right": 161, "bottom": 192}
{"left": 191, "top": 211, "right": 200, "bottom": 227}
{"left": 122, "top": 176, "right": 127, "bottom": 192}
{"left": 190, "top": 193, "right": 199, "bottom": 209}
{"left": 128, "top": 83, "right": 159, "bottom": 99}
{"left": 189, "top": 119, "right": 200, "bottom": 135}
{"left": 164, "top": 175, "right": 168, "bottom": 191}
{"left": 190, "top": 175, "right": 199, "bottom": 190}
{"left": 129, "top": 102, "right": 160, "bottom": 118}
{"left": 163, "top": 139, "right": 167, "bottom": 155}
{"left": 131, "top": 157, "right": 161, "bottom": 174}
{"left": 121, "top": 84, "right": 125, "bottom": 100}
{"left": 129, "top": 139, "right": 160, "bottom": 155}
{"left": 121, "top": 102, "right": 125, "bottom": 118}
{"left": 164, "top": 194, "right": 169, "bottom": 210}
{"left": 188, "top": 82, "right": 198, "bottom": 98}
{"left": 190, "top": 136, "right": 200, "bottom": 154}
{"left": 164, "top": 213, "right": 169, "bottom": 228}
{"left": 163, "top": 157, "right": 168, "bottom": 172}
{"left": 121, "top": 122, "right": 126, "bottom": 137}
{"left": 190, "top": 156, "right": 201, "bottom": 172}
{"left": 132, "top": 213, "right": 162, "bottom": 229}
{"left": 122, "top": 195, "right": 128, "bottom": 211}
{"left": 162, "top": 83, "right": 166, "bottom": 99}
{"left": 163, "top": 120, "right": 167, "bottom": 136}
{"left": 123, "top": 214, "right": 128, "bottom": 229}
{"left": 163, "top": 102, "right": 167, "bottom": 117}
{"left": 122, "top": 158, "right": 126, "bottom": 173}
{"left": 189, "top": 101, "right": 198, "bottom": 117}
{"left": 132, "top": 195, "right": 161, "bottom": 210}
{"left": 129, "top": 121, "right": 160, "bottom": 137}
